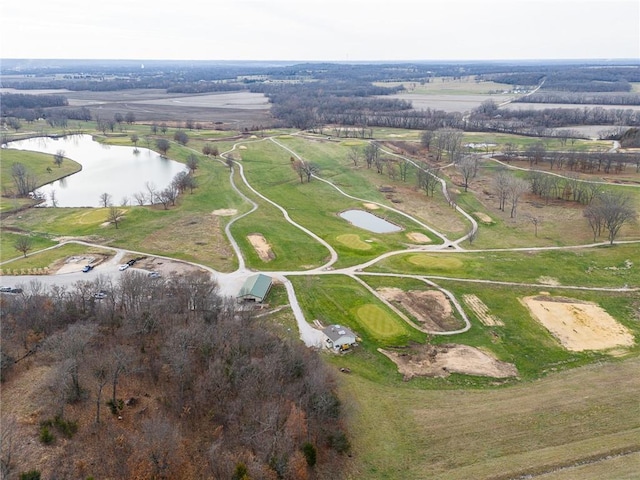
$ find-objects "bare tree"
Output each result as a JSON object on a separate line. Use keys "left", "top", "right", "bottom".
{"left": 420, "top": 130, "right": 434, "bottom": 150}
{"left": 347, "top": 147, "right": 361, "bottom": 167}
{"left": 186, "top": 154, "right": 199, "bottom": 173}
{"left": 92, "top": 362, "right": 109, "bottom": 424}
{"left": 99, "top": 192, "right": 112, "bottom": 208}
{"left": 155, "top": 138, "right": 170, "bottom": 156}
{"left": 507, "top": 177, "right": 529, "bottom": 218}
{"left": 133, "top": 191, "right": 147, "bottom": 206}
{"left": 145, "top": 182, "right": 158, "bottom": 204}
{"left": 492, "top": 168, "right": 511, "bottom": 211}
{"left": 53, "top": 149, "right": 65, "bottom": 168}
{"left": 457, "top": 156, "right": 479, "bottom": 192}
{"left": 417, "top": 164, "right": 439, "bottom": 197}
{"left": 174, "top": 130, "right": 189, "bottom": 146}
{"left": 14, "top": 236, "right": 33, "bottom": 258}
{"left": 125, "top": 112, "right": 136, "bottom": 124}
{"left": 11, "top": 162, "right": 37, "bottom": 196}
{"left": 292, "top": 159, "right": 306, "bottom": 183}
{"left": 585, "top": 191, "right": 637, "bottom": 244}
{"left": 50, "top": 189, "right": 58, "bottom": 208}
{"left": 130, "top": 134, "right": 139, "bottom": 150}
{"left": 0, "top": 416, "right": 17, "bottom": 478}
{"left": 363, "top": 143, "right": 379, "bottom": 169}
{"left": 525, "top": 214, "right": 542, "bottom": 237}
{"left": 108, "top": 205, "right": 124, "bottom": 229}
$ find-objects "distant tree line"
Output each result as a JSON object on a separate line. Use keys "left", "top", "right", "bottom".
{"left": 514, "top": 91, "right": 640, "bottom": 106}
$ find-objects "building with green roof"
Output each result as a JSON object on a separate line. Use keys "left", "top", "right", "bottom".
{"left": 236, "top": 274, "right": 273, "bottom": 303}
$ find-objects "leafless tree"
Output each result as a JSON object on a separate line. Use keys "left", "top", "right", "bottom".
{"left": 155, "top": 138, "right": 170, "bottom": 156}
{"left": 417, "top": 164, "right": 439, "bottom": 197}
{"left": 525, "top": 214, "right": 542, "bottom": 237}
{"left": 99, "top": 192, "right": 112, "bottom": 208}
{"left": 457, "top": 155, "right": 479, "bottom": 192}
{"left": 14, "top": 236, "right": 33, "bottom": 258}
{"left": 11, "top": 162, "right": 37, "bottom": 196}
{"left": 492, "top": 168, "right": 511, "bottom": 211}
{"left": 92, "top": 362, "right": 109, "bottom": 424}
{"left": 50, "top": 189, "right": 58, "bottom": 208}
{"left": 130, "top": 134, "right": 139, "bottom": 150}
{"left": 186, "top": 154, "right": 199, "bottom": 173}
{"left": 108, "top": 205, "right": 124, "bottom": 229}
{"left": 507, "top": 177, "right": 529, "bottom": 218}
{"left": 53, "top": 149, "right": 65, "bottom": 168}
{"left": 0, "top": 416, "right": 17, "bottom": 478}
{"left": 585, "top": 191, "right": 637, "bottom": 244}
{"left": 420, "top": 130, "right": 434, "bottom": 150}
{"left": 363, "top": 143, "right": 379, "bottom": 169}
{"left": 145, "top": 182, "right": 157, "bottom": 204}
{"left": 133, "top": 191, "right": 147, "bottom": 206}
{"left": 347, "top": 147, "right": 361, "bottom": 167}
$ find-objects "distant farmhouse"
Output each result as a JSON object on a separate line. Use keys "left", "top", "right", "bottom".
{"left": 323, "top": 324, "right": 358, "bottom": 352}
{"left": 237, "top": 274, "right": 273, "bottom": 303}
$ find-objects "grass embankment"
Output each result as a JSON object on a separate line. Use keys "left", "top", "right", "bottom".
{"left": 0, "top": 243, "right": 107, "bottom": 274}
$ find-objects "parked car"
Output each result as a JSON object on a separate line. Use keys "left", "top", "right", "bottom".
{"left": 118, "top": 264, "right": 129, "bottom": 271}
{"left": 0, "top": 286, "right": 12, "bottom": 293}
{"left": 9, "top": 288, "right": 23, "bottom": 294}
{"left": 94, "top": 291, "right": 107, "bottom": 300}
{"left": 148, "top": 271, "right": 161, "bottom": 278}
{"left": 127, "top": 259, "right": 136, "bottom": 266}
{"left": 82, "top": 265, "right": 94, "bottom": 272}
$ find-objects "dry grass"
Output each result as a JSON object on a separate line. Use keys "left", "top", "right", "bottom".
{"left": 342, "top": 357, "right": 640, "bottom": 480}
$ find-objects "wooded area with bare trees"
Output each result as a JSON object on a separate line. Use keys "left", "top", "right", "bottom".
{"left": 1, "top": 273, "right": 348, "bottom": 479}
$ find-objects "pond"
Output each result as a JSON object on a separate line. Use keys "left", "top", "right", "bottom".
{"left": 339, "top": 209, "right": 402, "bottom": 233}
{"left": 4, "top": 134, "right": 186, "bottom": 207}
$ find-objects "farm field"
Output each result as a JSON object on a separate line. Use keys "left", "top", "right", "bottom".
{"left": 2, "top": 80, "right": 640, "bottom": 479}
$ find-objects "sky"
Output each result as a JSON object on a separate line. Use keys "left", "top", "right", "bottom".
{"left": 1, "top": 0, "right": 638, "bottom": 62}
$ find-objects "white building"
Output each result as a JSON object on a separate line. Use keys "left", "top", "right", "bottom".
{"left": 322, "top": 324, "right": 358, "bottom": 352}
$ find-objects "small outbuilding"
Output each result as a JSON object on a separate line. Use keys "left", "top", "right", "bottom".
{"left": 237, "top": 274, "right": 273, "bottom": 303}
{"left": 323, "top": 324, "right": 358, "bottom": 352}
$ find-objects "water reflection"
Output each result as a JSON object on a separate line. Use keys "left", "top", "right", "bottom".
{"left": 4, "top": 134, "right": 186, "bottom": 207}
{"left": 339, "top": 209, "right": 402, "bottom": 233}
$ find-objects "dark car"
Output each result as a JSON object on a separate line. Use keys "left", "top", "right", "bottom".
{"left": 127, "top": 259, "right": 136, "bottom": 266}
{"left": 9, "top": 288, "right": 23, "bottom": 294}
{"left": 82, "top": 265, "right": 94, "bottom": 272}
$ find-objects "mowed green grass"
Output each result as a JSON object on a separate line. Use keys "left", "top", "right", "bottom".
{"left": 370, "top": 244, "right": 640, "bottom": 288}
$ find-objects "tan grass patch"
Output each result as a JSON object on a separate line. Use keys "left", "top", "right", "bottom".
{"left": 379, "top": 344, "right": 518, "bottom": 380}
{"left": 248, "top": 233, "right": 275, "bottom": 262}
{"left": 521, "top": 295, "right": 635, "bottom": 352}
{"left": 406, "top": 232, "right": 431, "bottom": 243}
{"left": 363, "top": 203, "right": 379, "bottom": 210}
{"left": 474, "top": 212, "right": 493, "bottom": 223}
{"left": 463, "top": 294, "right": 503, "bottom": 326}
{"left": 538, "top": 276, "right": 561, "bottom": 286}
{"left": 212, "top": 208, "right": 238, "bottom": 216}
{"left": 142, "top": 213, "right": 234, "bottom": 269}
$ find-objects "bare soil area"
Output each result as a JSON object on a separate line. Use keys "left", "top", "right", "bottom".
{"left": 521, "top": 295, "right": 635, "bottom": 352}
{"left": 406, "top": 232, "right": 432, "bottom": 243}
{"left": 248, "top": 233, "right": 275, "bottom": 262}
{"left": 53, "top": 253, "right": 112, "bottom": 274}
{"left": 212, "top": 208, "right": 238, "bottom": 216}
{"left": 379, "top": 344, "right": 518, "bottom": 380}
{"left": 462, "top": 294, "right": 503, "bottom": 326}
{"left": 377, "top": 287, "right": 463, "bottom": 331}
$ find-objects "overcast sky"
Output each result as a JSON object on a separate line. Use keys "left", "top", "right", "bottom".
{"left": 1, "top": 0, "right": 638, "bottom": 61}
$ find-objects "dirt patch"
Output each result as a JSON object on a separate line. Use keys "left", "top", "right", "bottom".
{"left": 406, "top": 232, "right": 432, "bottom": 243}
{"left": 537, "top": 276, "right": 561, "bottom": 286}
{"left": 474, "top": 212, "right": 493, "bottom": 223}
{"left": 134, "top": 257, "right": 208, "bottom": 276}
{"left": 248, "top": 233, "right": 275, "bottom": 262}
{"left": 380, "top": 344, "right": 518, "bottom": 380}
{"left": 53, "top": 254, "right": 110, "bottom": 274}
{"left": 521, "top": 295, "right": 635, "bottom": 352}
{"left": 462, "top": 294, "right": 503, "bottom": 326}
{"left": 212, "top": 208, "right": 238, "bottom": 216}
{"left": 377, "top": 287, "right": 462, "bottom": 332}
{"left": 363, "top": 203, "right": 379, "bottom": 210}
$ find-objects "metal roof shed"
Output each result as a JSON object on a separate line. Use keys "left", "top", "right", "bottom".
{"left": 237, "top": 274, "right": 273, "bottom": 303}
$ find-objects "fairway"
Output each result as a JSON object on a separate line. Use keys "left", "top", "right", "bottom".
{"left": 407, "top": 254, "right": 464, "bottom": 271}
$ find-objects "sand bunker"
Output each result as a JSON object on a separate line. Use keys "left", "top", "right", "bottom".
{"left": 522, "top": 295, "right": 634, "bottom": 352}
{"left": 212, "top": 208, "right": 238, "bottom": 216}
{"left": 474, "top": 212, "right": 493, "bottom": 223}
{"left": 463, "top": 294, "right": 503, "bottom": 326}
{"left": 406, "top": 232, "right": 432, "bottom": 243}
{"left": 363, "top": 203, "right": 379, "bottom": 210}
{"left": 247, "top": 233, "right": 275, "bottom": 262}
{"left": 380, "top": 344, "right": 518, "bottom": 380}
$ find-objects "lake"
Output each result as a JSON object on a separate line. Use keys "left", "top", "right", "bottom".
{"left": 4, "top": 134, "right": 186, "bottom": 207}
{"left": 339, "top": 209, "right": 402, "bottom": 233}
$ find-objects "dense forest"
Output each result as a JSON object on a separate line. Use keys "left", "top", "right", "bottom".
{"left": 1, "top": 272, "right": 348, "bottom": 479}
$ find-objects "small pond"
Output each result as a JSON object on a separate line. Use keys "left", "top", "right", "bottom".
{"left": 339, "top": 209, "right": 402, "bottom": 233}
{"left": 4, "top": 134, "right": 186, "bottom": 207}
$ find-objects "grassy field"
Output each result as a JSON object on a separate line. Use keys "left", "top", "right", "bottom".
{"left": 2, "top": 120, "right": 640, "bottom": 479}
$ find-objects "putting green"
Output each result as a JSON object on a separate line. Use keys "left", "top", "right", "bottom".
{"left": 337, "top": 234, "right": 372, "bottom": 250}
{"left": 356, "top": 304, "right": 405, "bottom": 340}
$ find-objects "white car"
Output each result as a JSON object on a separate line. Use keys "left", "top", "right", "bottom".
{"left": 118, "top": 264, "right": 129, "bottom": 271}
